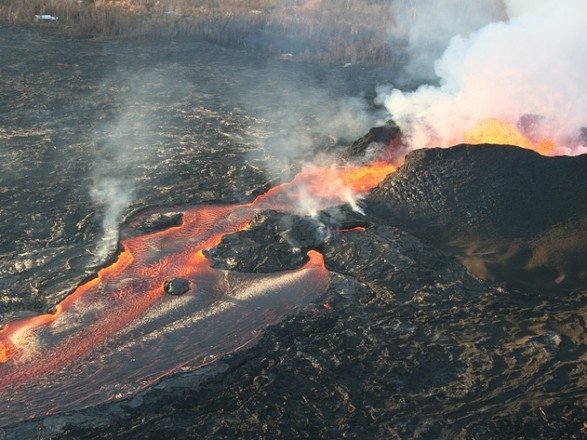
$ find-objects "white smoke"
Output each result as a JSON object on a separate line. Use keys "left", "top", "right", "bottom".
{"left": 91, "top": 105, "right": 137, "bottom": 261}
{"left": 90, "top": 177, "right": 134, "bottom": 260}
{"left": 390, "top": 0, "right": 506, "bottom": 81}
{"left": 90, "top": 70, "right": 174, "bottom": 262}
{"left": 243, "top": 76, "right": 385, "bottom": 216}
{"left": 289, "top": 162, "right": 366, "bottom": 218}
{"left": 252, "top": 91, "right": 384, "bottom": 177}
{"left": 385, "top": 0, "right": 587, "bottom": 155}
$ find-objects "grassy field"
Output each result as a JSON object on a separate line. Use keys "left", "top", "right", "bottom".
{"left": 0, "top": 0, "right": 401, "bottom": 64}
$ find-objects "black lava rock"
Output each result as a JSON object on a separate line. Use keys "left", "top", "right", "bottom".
{"left": 368, "top": 144, "right": 587, "bottom": 239}
{"left": 367, "top": 144, "right": 587, "bottom": 290}
{"left": 204, "top": 211, "right": 328, "bottom": 273}
{"left": 163, "top": 278, "right": 190, "bottom": 295}
{"left": 341, "top": 119, "right": 405, "bottom": 162}
{"left": 137, "top": 212, "right": 183, "bottom": 233}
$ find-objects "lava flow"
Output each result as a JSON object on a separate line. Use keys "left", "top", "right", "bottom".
{"left": 0, "top": 160, "right": 396, "bottom": 425}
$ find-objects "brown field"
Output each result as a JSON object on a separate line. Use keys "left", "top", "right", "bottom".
{"left": 0, "top": 0, "right": 401, "bottom": 64}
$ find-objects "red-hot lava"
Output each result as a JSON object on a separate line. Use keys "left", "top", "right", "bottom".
{"left": 464, "top": 118, "right": 556, "bottom": 156}
{"left": 340, "top": 226, "right": 367, "bottom": 233}
{"left": 0, "top": 159, "right": 397, "bottom": 425}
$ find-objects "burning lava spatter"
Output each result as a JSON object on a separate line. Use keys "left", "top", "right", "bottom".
{"left": 0, "top": 160, "right": 396, "bottom": 425}
{"left": 463, "top": 118, "right": 556, "bottom": 156}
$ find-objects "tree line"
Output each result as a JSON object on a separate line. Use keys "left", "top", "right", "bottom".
{"left": 0, "top": 0, "right": 408, "bottom": 65}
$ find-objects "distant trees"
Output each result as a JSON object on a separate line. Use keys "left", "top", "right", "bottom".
{"left": 0, "top": 0, "right": 404, "bottom": 65}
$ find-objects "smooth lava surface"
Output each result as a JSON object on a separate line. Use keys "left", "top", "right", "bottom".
{"left": 0, "top": 161, "right": 396, "bottom": 425}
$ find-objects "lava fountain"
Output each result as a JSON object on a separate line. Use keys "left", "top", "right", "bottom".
{"left": 0, "top": 160, "right": 396, "bottom": 425}
{"left": 384, "top": 0, "right": 587, "bottom": 157}
{"left": 463, "top": 118, "right": 556, "bottom": 156}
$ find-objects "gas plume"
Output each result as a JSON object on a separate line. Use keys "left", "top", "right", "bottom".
{"left": 384, "top": 0, "right": 587, "bottom": 156}
{"left": 242, "top": 74, "right": 387, "bottom": 219}
{"left": 91, "top": 96, "right": 141, "bottom": 262}
{"left": 90, "top": 70, "right": 174, "bottom": 262}
{"left": 390, "top": 0, "right": 505, "bottom": 82}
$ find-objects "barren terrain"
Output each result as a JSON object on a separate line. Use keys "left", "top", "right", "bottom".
{"left": 0, "top": 23, "right": 585, "bottom": 440}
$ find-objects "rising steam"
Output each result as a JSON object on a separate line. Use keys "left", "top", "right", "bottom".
{"left": 384, "top": 0, "right": 587, "bottom": 156}
{"left": 390, "top": 0, "right": 505, "bottom": 81}
{"left": 244, "top": 76, "right": 385, "bottom": 218}
{"left": 90, "top": 71, "right": 166, "bottom": 261}
{"left": 90, "top": 177, "right": 133, "bottom": 260}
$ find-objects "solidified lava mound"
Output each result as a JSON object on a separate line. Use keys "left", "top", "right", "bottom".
{"left": 367, "top": 144, "right": 587, "bottom": 290}
{"left": 341, "top": 119, "right": 404, "bottom": 163}
{"left": 16, "top": 144, "right": 585, "bottom": 440}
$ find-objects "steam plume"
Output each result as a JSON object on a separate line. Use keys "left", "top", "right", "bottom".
{"left": 385, "top": 0, "right": 587, "bottom": 156}
{"left": 390, "top": 0, "right": 505, "bottom": 81}
{"left": 90, "top": 71, "right": 165, "bottom": 261}
{"left": 90, "top": 177, "right": 133, "bottom": 261}
{"left": 244, "top": 77, "right": 384, "bottom": 216}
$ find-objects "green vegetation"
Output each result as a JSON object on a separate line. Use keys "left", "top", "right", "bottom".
{"left": 0, "top": 0, "right": 401, "bottom": 65}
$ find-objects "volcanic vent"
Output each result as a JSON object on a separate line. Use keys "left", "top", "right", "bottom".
{"left": 89, "top": 141, "right": 584, "bottom": 440}
{"left": 367, "top": 144, "right": 587, "bottom": 290}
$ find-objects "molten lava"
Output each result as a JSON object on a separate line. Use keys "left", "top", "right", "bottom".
{"left": 340, "top": 226, "right": 367, "bottom": 232}
{"left": 0, "top": 159, "right": 397, "bottom": 425}
{"left": 338, "top": 161, "right": 398, "bottom": 192}
{"left": 255, "top": 161, "right": 397, "bottom": 214}
{"left": 464, "top": 118, "right": 556, "bottom": 156}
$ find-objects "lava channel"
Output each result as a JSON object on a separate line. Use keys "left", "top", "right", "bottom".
{"left": 0, "top": 160, "right": 396, "bottom": 425}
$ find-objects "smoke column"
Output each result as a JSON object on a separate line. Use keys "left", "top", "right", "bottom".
{"left": 390, "top": 0, "right": 505, "bottom": 81}
{"left": 91, "top": 105, "right": 140, "bottom": 262}
{"left": 90, "top": 176, "right": 133, "bottom": 260}
{"left": 385, "top": 0, "right": 587, "bottom": 156}
{"left": 90, "top": 71, "right": 164, "bottom": 261}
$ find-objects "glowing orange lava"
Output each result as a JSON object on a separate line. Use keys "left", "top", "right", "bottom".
{"left": 340, "top": 226, "right": 367, "bottom": 232}
{"left": 0, "top": 158, "right": 397, "bottom": 424}
{"left": 338, "top": 161, "right": 398, "bottom": 192}
{"left": 464, "top": 118, "right": 555, "bottom": 156}
{"left": 255, "top": 160, "right": 398, "bottom": 213}
{"left": 0, "top": 160, "right": 396, "bottom": 365}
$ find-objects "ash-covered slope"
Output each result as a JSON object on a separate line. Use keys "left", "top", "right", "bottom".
{"left": 367, "top": 145, "right": 587, "bottom": 290}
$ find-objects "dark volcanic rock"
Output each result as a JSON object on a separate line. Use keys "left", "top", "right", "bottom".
{"left": 367, "top": 144, "right": 587, "bottom": 290}
{"left": 341, "top": 119, "right": 404, "bottom": 162}
{"left": 324, "top": 225, "right": 483, "bottom": 299}
{"left": 206, "top": 209, "right": 375, "bottom": 274}
{"left": 205, "top": 211, "right": 328, "bottom": 272}
{"left": 163, "top": 278, "right": 190, "bottom": 295}
{"left": 208, "top": 209, "right": 481, "bottom": 301}
{"left": 369, "top": 144, "right": 587, "bottom": 239}
{"left": 136, "top": 212, "right": 183, "bottom": 233}
{"left": 42, "top": 208, "right": 586, "bottom": 440}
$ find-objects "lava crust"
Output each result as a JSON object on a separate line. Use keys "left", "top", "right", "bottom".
{"left": 368, "top": 144, "right": 587, "bottom": 290}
